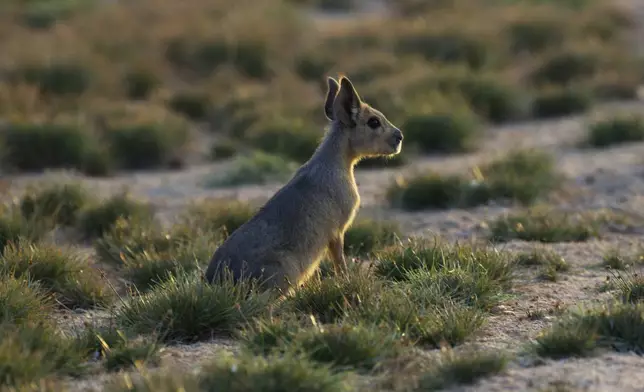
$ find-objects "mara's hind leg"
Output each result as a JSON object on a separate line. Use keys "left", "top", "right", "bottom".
{"left": 328, "top": 236, "right": 348, "bottom": 276}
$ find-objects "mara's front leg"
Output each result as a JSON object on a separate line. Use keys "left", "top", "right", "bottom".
{"left": 328, "top": 235, "right": 348, "bottom": 275}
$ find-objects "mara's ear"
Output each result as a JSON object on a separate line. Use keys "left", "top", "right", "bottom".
{"left": 324, "top": 77, "right": 340, "bottom": 121}
{"left": 333, "top": 76, "right": 362, "bottom": 127}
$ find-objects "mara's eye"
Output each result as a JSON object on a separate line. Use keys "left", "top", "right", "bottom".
{"left": 367, "top": 117, "right": 381, "bottom": 129}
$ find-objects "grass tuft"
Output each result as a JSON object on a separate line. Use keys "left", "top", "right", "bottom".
{"left": 116, "top": 272, "right": 272, "bottom": 343}
{"left": 0, "top": 242, "right": 111, "bottom": 309}
{"left": 586, "top": 115, "right": 644, "bottom": 147}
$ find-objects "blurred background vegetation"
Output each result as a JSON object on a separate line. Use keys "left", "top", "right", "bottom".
{"left": 0, "top": 0, "right": 639, "bottom": 176}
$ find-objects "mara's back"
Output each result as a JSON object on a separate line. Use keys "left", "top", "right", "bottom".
{"left": 204, "top": 75, "right": 403, "bottom": 292}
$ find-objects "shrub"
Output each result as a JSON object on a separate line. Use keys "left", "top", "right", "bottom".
{"left": 116, "top": 273, "right": 272, "bottom": 343}
{"left": 0, "top": 242, "right": 111, "bottom": 309}
{"left": 506, "top": 19, "right": 565, "bottom": 54}
{"left": 0, "top": 208, "right": 47, "bottom": 255}
{"left": 15, "top": 63, "right": 90, "bottom": 96}
{"left": 94, "top": 217, "right": 190, "bottom": 267}
{"left": 374, "top": 239, "right": 514, "bottom": 295}
{"left": 198, "top": 352, "right": 353, "bottom": 392}
{"left": 122, "top": 236, "right": 219, "bottom": 291}
{"left": 167, "top": 38, "right": 270, "bottom": 79}
{"left": 489, "top": 208, "right": 601, "bottom": 243}
{"left": 533, "top": 303, "right": 644, "bottom": 358}
{"left": 387, "top": 172, "right": 468, "bottom": 211}
{"left": 0, "top": 123, "right": 98, "bottom": 172}
{"left": 78, "top": 193, "right": 154, "bottom": 239}
{"left": 344, "top": 218, "right": 400, "bottom": 257}
{"left": 349, "top": 289, "right": 486, "bottom": 347}
{"left": 19, "top": 182, "right": 92, "bottom": 226}
{"left": 180, "top": 199, "right": 257, "bottom": 237}
{"left": 457, "top": 76, "right": 530, "bottom": 123}
{"left": 530, "top": 50, "right": 599, "bottom": 86}
{"left": 531, "top": 88, "right": 592, "bottom": 118}
{"left": 241, "top": 320, "right": 406, "bottom": 372}
{"left": 106, "top": 123, "right": 189, "bottom": 170}
{"left": 395, "top": 30, "right": 492, "bottom": 69}
{"left": 124, "top": 70, "right": 159, "bottom": 100}
{"left": 210, "top": 139, "right": 239, "bottom": 161}
{"left": 402, "top": 112, "right": 480, "bottom": 154}
{"left": 286, "top": 266, "right": 382, "bottom": 323}
{"left": 586, "top": 115, "right": 644, "bottom": 147}
{"left": 168, "top": 92, "right": 211, "bottom": 121}
{"left": 418, "top": 349, "right": 508, "bottom": 390}
{"left": 0, "top": 322, "right": 86, "bottom": 387}
{"left": 204, "top": 151, "right": 297, "bottom": 188}
{"left": 476, "top": 149, "right": 560, "bottom": 205}
{"left": 0, "top": 276, "right": 53, "bottom": 325}
{"left": 247, "top": 118, "right": 321, "bottom": 163}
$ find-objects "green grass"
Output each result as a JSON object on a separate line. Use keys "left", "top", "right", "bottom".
{"left": 586, "top": 115, "right": 644, "bottom": 147}
{"left": 344, "top": 218, "right": 401, "bottom": 257}
{"left": 601, "top": 248, "right": 644, "bottom": 270}
{"left": 116, "top": 272, "right": 272, "bottom": 343}
{"left": 388, "top": 149, "right": 559, "bottom": 211}
{"left": 0, "top": 322, "right": 86, "bottom": 387}
{"left": 0, "top": 275, "right": 54, "bottom": 325}
{"left": 78, "top": 193, "right": 154, "bottom": 239}
{"left": 198, "top": 352, "right": 354, "bottom": 392}
{"left": 417, "top": 349, "right": 508, "bottom": 390}
{"left": 179, "top": 199, "right": 257, "bottom": 237}
{"left": 204, "top": 151, "right": 298, "bottom": 188}
{"left": 0, "top": 208, "right": 48, "bottom": 254}
{"left": 241, "top": 318, "right": 408, "bottom": 372}
{"left": 489, "top": 208, "right": 601, "bottom": 243}
{"left": 515, "top": 248, "right": 571, "bottom": 281}
{"left": 19, "top": 181, "right": 93, "bottom": 226}
{"left": 534, "top": 302, "right": 644, "bottom": 358}
{"left": 0, "top": 242, "right": 111, "bottom": 309}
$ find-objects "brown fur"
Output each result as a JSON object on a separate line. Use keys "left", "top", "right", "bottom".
{"left": 204, "top": 75, "right": 403, "bottom": 293}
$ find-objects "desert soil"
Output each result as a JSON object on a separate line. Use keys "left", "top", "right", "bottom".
{"left": 4, "top": 1, "right": 644, "bottom": 391}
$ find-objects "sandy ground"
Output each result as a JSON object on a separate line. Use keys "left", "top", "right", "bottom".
{"left": 4, "top": 1, "right": 644, "bottom": 391}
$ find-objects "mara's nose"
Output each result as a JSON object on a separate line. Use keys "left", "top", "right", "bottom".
{"left": 394, "top": 129, "right": 403, "bottom": 142}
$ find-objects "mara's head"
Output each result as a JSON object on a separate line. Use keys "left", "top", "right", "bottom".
{"left": 324, "top": 75, "right": 403, "bottom": 161}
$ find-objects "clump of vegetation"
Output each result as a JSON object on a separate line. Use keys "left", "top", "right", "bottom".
{"left": 204, "top": 151, "right": 298, "bottom": 188}
{"left": 168, "top": 91, "right": 211, "bottom": 121}
{"left": 122, "top": 235, "right": 219, "bottom": 291}
{"left": 14, "top": 62, "right": 91, "bottom": 96}
{"left": 417, "top": 349, "right": 508, "bottom": 390}
{"left": 19, "top": 182, "right": 93, "bottom": 226}
{"left": 0, "top": 208, "right": 48, "bottom": 254}
{"left": 286, "top": 267, "right": 382, "bottom": 324}
{"left": 210, "top": 139, "right": 239, "bottom": 161}
{"left": 535, "top": 302, "right": 644, "bottom": 359}
{"left": 241, "top": 319, "right": 407, "bottom": 372}
{"left": 0, "top": 322, "right": 86, "bottom": 387}
{"left": 531, "top": 88, "right": 593, "bottom": 118}
{"left": 123, "top": 69, "right": 159, "bottom": 100}
{"left": 76, "top": 327, "right": 162, "bottom": 372}
{"left": 105, "top": 122, "right": 189, "bottom": 170}
{"left": 78, "top": 193, "right": 154, "bottom": 239}
{"left": 247, "top": 117, "right": 321, "bottom": 163}
{"left": 602, "top": 248, "right": 644, "bottom": 270}
{"left": 116, "top": 273, "right": 272, "bottom": 342}
{"left": 180, "top": 198, "right": 257, "bottom": 237}
{"left": 515, "top": 248, "right": 570, "bottom": 281}
{"left": 530, "top": 49, "right": 599, "bottom": 86}
{"left": 344, "top": 218, "right": 400, "bottom": 257}
{"left": 586, "top": 115, "right": 644, "bottom": 147}
{"left": 0, "top": 242, "right": 111, "bottom": 309}
{"left": 402, "top": 110, "right": 481, "bottom": 154}
{"left": 199, "top": 352, "right": 353, "bottom": 392}
{"left": 0, "top": 276, "right": 54, "bottom": 325}
{"left": 388, "top": 149, "right": 559, "bottom": 211}
{"left": 489, "top": 208, "right": 601, "bottom": 243}
{"left": 0, "top": 122, "right": 100, "bottom": 174}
